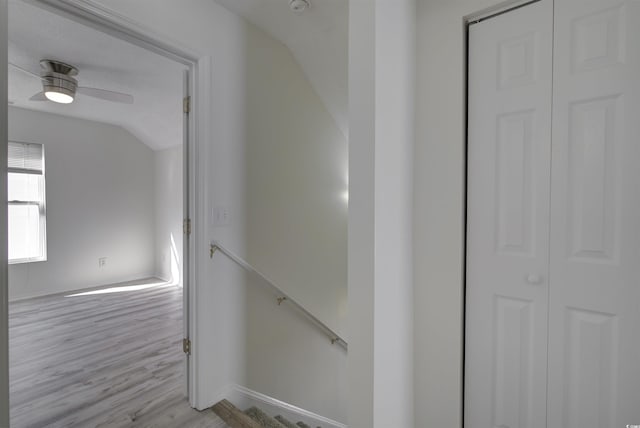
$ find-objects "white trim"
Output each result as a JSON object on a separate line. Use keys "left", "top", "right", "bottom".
{"left": 12, "top": 0, "right": 208, "bottom": 408}
{"left": 0, "top": 0, "right": 9, "bottom": 424}
{"left": 223, "top": 384, "right": 348, "bottom": 428}
{"left": 464, "top": 0, "right": 540, "bottom": 23}
{"left": 21, "top": 0, "right": 200, "bottom": 64}
{"left": 191, "top": 54, "right": 212, "bottom": 411}
{"left": 182, "top": 68, "right": 190, "bottom": 400}
{"left": 7, "top": 256, "right": 46, "bottom": 265}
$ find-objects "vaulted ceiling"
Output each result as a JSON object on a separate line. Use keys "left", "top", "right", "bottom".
{"left": 8, "top": 0, "right": 185, "bottom": 151}
{"left": 7, "top": 0, "right": 348, "bottom": 149}
{"left": 213, "top": 0, "right": 349, "bottom": 137}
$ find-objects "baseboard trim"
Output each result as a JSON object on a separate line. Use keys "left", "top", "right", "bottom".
{"left": 223, "top": 384, "right": 347, "bottom": 428}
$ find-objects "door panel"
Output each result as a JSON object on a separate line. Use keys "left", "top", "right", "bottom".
{"left": 547, "top": 0, "right": 640, "bottom": 426}
{"left": 465, "top": 2, "right": 553, "bottom": 426}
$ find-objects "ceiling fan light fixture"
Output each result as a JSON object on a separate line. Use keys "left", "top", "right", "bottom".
{"left": 44, "top": 90, "right": 74, "bottom": 104}
{"left": 19, "top": 59, "right": 133, "bottom": 105}
{"left": 42, "top": 74, "right": 76, "bottom": 104}
{"left": 40, "top": 60, "right": 77, "bottom": 104}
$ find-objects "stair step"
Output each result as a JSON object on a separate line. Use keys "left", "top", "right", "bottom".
{"left": 212, "top": 398, "right": 324, "bottom": 428}
{"left": 274, "top": 415, "right": 298, "bottom": 428}
{"left": 212, "top": 399, "right": 263, "bottom": 428}
{"left": 244, "top": 406, "right": 287, "bottom": 428}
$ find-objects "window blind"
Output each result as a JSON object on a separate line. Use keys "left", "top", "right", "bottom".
{"left": 8, "top": 142, "right": 44, "bottom": 174}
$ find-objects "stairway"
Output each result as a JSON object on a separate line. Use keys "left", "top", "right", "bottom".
{"left": 212, "top": 399, "right": 323, "bottom": 428}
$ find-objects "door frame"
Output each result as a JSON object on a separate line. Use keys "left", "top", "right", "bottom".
{"left": 462, "top": 0, "right": 543, "bottom": 426}
{"left": 8, "top": 0, "right": 211, "bottom": 407}
{"left": 1, "top": 1, "right": 8, "bottom": 425}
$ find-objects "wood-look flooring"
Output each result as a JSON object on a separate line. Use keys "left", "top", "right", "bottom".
{"left": 9, "top": 279, "right": 227, "bottom": 428}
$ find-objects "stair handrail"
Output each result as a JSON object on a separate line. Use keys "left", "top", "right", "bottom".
{"left": 209, "top": 240, "right": 348, "bottom": 351}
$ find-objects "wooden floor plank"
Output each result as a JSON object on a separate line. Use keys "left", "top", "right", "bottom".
{"left": 9, "top": 280, "right": 227, "bottom": 428}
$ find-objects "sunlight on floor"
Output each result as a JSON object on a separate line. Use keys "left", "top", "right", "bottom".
{"left": 64, "top": 280, "right": 175, "bottom": 297}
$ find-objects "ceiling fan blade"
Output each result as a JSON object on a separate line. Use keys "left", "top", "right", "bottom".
{"left": 77, "top": 87, "right": 134, "bottom": 104}
{"left": 29, "top": 92, "right": 48, "bottom": 102}
{"left": 9, "top": 62, "right": 41, "bottom": 80}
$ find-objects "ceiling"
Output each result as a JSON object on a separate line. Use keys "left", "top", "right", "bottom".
{"left": 213, "top": 0, "right": 349, "bottom": 137}
{"left": 8, "top": 0, "right": 185, "bottom": 151}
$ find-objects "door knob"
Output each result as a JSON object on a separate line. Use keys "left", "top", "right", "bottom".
{"left": 526, "top": 274, "right": 544, "bottom": 285}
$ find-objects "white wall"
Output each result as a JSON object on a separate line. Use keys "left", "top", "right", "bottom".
{"left": 155, "top": 146, "right": 182, "bottom": 286}
{"left": 240, "top": 21, "right": 348, "bottom": 423}
{"left": 0, "top": 0, "right": 10, "bottom": 424}
{"left": 8, "top": 107, "right": 156, "bottom": 301}
{"left": 413, "top": 0, "right": 518, "bottom": 426}
{"left": 90, "top": 0, "right": 348, "bottom": 414}
{"left": 244, "top": 275, "right": 348, "bottom": 422}
{"left": 348, "top": 0, "right": 416, "bottom": 426}
{"left": 244, "top": 23, "right": 348, "bottom": 337}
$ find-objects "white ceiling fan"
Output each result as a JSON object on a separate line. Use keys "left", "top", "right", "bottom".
{"left": 9, "top": 59, "right": 134, "bottom": 105}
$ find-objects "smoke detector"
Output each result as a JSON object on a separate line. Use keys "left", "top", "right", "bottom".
{"left": 289, "top": 0, "right": 310, "bottom": 13}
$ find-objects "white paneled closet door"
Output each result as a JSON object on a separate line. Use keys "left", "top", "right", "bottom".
{"left": 465, "top": 1, "right": 553, "bottom": 426}
{"left": 547, "top": 0, "right": 640, "bottom": 426}
{"left": 467, "top": 0, "right": 640, "bottom": 427}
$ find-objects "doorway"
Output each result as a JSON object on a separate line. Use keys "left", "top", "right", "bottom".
{"left": 6, "top": 0, "right": 197, "bottom": 424}
{"left": 465, "top": 0, "right": 640, "bottom": 426}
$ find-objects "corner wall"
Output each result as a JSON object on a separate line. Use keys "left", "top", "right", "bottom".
{"left": 349, "top": 0, "right": 416, "bottom": 426}
{"left": 154, "top": 146, "right": 183, "bottom": 286}
{"left": 414, "top": 0, "right": 515, "bottom": 425}
{"left": 8, "top": 107, "right": 156, "bottom": 300}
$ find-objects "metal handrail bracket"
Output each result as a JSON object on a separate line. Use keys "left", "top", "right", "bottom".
{"left": 209, "top": 240, "right": 348, "bottom": 351}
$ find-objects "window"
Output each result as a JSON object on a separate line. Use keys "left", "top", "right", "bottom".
{"left": 8, "top": 142, "right": 47, "bottom": 263}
